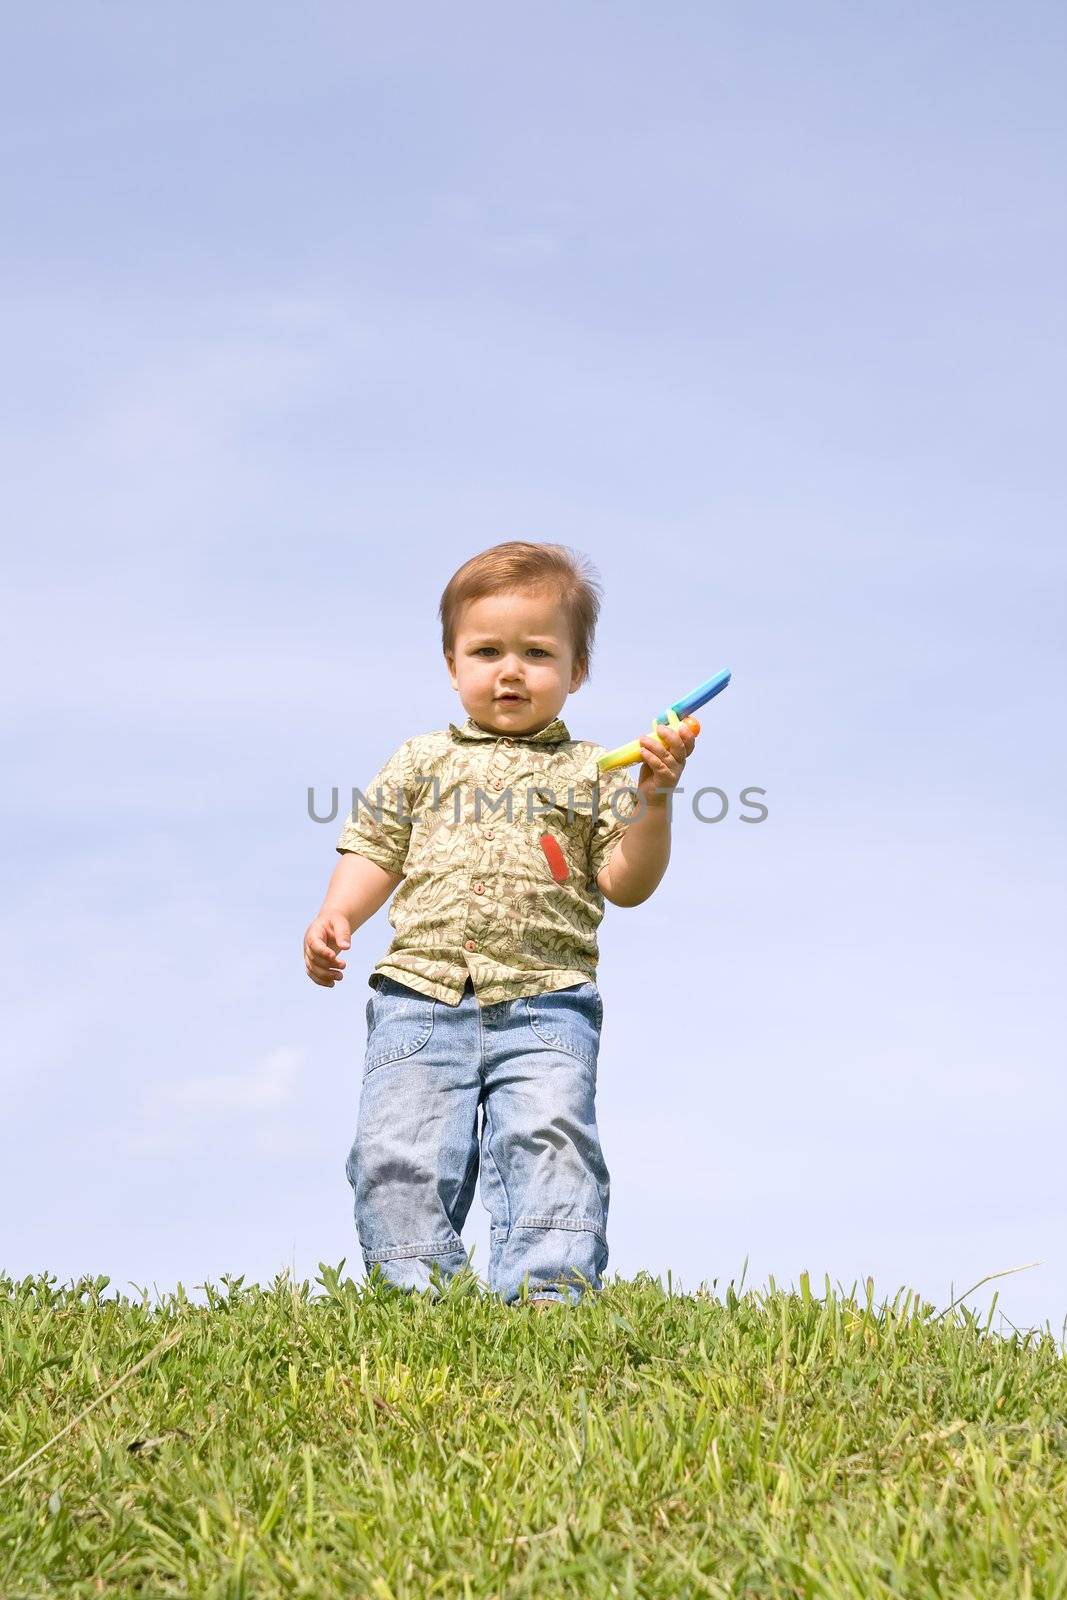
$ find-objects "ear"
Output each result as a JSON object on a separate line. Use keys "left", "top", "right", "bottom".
{"left": 570, "top": 660, "right": 587, "bottom": 692}
{"left": 445, "top": 653, "right": 459, "bottom": 690}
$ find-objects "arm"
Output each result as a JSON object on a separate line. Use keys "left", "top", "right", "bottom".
{"left": 595, "top": 715, "right": 698, "bottom": 908}
{"left": 596, "top": 795, "right": 671, "bottom": 907}
{"left": 304, "top": 853, "right": 403, "bottom": 988}
{"left": 308, "top": 738, "right": 414, "bottom": 986}
{"left": 322, "top": 851, "right": 403, "bottom": 928}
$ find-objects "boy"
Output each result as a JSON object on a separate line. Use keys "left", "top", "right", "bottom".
{"left": 303, "top": 542, "right": 697, "bottom": 1307}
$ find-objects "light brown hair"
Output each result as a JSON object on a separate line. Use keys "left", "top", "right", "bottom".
{"left": 439, "top": 541, "right": 602, "bottom": 685}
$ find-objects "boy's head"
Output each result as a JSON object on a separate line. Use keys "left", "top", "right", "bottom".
{"left": 441, "top": 541, "right": 602, "bottom": 737}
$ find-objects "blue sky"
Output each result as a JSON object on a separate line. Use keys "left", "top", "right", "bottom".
{"left": 2, "top": 3, "right": 1064, "bottom": 1332}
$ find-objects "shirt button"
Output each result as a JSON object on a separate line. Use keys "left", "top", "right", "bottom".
{"left": 503, "top": 737, "right": 514, "bottom": 746}
{"left": 485, "top": 830, "right": 495, "bottom": 840}
{"left": 473, "top": 882, "right": 485, "bottom": 894}
{"left": 464, "top": 939, "right": 476, "bottom": 951}
{"left": 492, "top": 779, "right": 504, "bottom": 789}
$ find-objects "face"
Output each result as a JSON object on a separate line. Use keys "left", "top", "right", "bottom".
{"left": 445, "top": 587, "right": 585, "bottom": 736}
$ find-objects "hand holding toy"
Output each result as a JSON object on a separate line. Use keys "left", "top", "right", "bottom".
{"left": 596, "top": 669, "right": 731, "bottom": 772}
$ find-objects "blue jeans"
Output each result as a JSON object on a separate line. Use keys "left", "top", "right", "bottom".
{"left": 344, "top": 975, "right": 610, "bottom": 1305}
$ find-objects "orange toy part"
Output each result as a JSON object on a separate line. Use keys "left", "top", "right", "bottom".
{"left": 661, "top": 715, "right": 700, "bottom": 741}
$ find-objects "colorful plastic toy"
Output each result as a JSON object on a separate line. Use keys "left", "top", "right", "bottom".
{"left": 597, "top": 669, "right": 732, "bottom": 772}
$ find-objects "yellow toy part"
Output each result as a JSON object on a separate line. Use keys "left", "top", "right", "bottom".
{"left": 598, "top": 707, "right": 687, "bottom": 772}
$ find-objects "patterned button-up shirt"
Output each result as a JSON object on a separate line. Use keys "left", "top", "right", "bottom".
{"left": 335, "top": 713, "right": 641, "bottom": 1006}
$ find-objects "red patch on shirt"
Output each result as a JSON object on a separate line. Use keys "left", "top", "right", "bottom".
{"left": 539, "top": 833, "right": 569, "bottom": 883}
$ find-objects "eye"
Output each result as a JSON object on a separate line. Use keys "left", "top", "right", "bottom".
{"left": 473, "top": 646, "right": 550, "bottom": 657}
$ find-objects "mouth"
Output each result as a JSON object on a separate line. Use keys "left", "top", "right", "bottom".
{"left": 495, "top": 694, "right": 526, "bottom": 705}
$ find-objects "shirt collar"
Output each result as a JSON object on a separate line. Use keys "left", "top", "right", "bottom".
{"left": 448, "top": 713, "right": 571, "bottom": 745}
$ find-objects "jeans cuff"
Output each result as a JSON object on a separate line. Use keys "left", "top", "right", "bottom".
{"left": 361, "top": 1236, "right": 467, "bottom": 1264}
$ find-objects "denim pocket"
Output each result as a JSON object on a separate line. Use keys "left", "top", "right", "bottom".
{"left": 364, "top": 978, "right": 437, "bottom": 1075}
{"left": 523, "top": 982, "right": 602, "bottom": 1068}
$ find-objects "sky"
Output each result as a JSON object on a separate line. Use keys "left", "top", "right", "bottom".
{"left": 2, "top": 2, "right": 1064, "bottom": 1334}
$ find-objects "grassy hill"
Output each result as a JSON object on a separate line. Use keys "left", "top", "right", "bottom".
{"left": 2, "top": 1265, "right": 1065, "bottom": 1598}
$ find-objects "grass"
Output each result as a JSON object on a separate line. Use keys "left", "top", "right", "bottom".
{"left": 2, "top": 1263, "right": 1066, "bottom": 1598}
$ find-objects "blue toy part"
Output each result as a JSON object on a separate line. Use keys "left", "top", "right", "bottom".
{"left": 656, "top": 668, "right": 732, "bottom": 726}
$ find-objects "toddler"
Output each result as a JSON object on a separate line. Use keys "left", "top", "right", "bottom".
{"left": 303, "top": 542, "right": 697, "bottom": 1307}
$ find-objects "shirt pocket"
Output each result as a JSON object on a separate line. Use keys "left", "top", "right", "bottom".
{"left": 526, "top": 786, "right": 593, "bottom": 889}
{"left": 409, "top": 811, "right": 467, "bottom": 873}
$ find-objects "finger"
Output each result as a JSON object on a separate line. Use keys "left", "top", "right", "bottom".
{"left": 641, "top": 757, "right": 675, "bottom": 785}
{"left": 308, "top": 951, "right": 336, "bottom": 973}
{"left": 660, "top": 727, "right": 693, "bottom": 760}
{"left": 643, "top": 732, "right": 678, "bottom": 763}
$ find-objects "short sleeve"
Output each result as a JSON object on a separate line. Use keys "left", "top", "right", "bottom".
{"left": 589, "top": 761, "right": 642, "bottom": 882}
{"left": 335, "top": 741, "right": 413, "bottom": 876}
